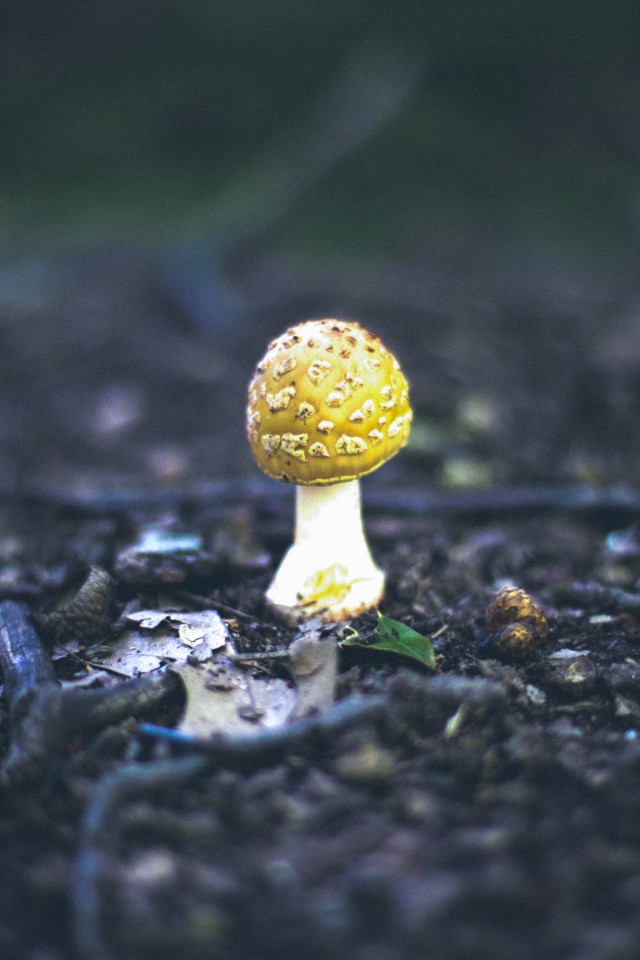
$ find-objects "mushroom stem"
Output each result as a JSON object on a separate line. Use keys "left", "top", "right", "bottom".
{"left": 265, "top": 480, "right": 384, "bottom": 622}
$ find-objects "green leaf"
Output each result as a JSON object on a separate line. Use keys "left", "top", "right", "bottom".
{"left": 341, "top": 613, "right": 436, "bottom": 670}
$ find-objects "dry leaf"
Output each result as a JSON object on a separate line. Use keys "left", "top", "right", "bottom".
{"left": 95, "top": 609, "right": 230, "bottom": 675}
{"left": 173, "top": 659, "right": 296, "bottom": 737}
{"left": 287, "top": 619, "right": 338, "bottom": 719}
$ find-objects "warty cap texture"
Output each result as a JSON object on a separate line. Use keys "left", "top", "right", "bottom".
{"left": 246, "top": 318, "right": 412, "bottom": 484}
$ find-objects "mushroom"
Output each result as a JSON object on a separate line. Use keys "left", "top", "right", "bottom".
{"left": 246, "top": 318, "right": 412, "bottom": 622}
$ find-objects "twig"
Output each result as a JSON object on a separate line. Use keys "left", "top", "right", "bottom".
{"left": 56, "top": 644, "right": 133, "bottom": 679}
{"left": 139, "top": 693, "right": 388, "bottom": 770}
{"left": 73, "top": 696, "right": 386, "bottom": 958}
{"left": 176, "top": 590, "right": 258, "bottom": 623}
{"left": 183, "top": 51, "right": 421, "bottom": 264}
{"left": 557, "top": 581, "right": 640, "bottom": 613}
{"left": 0, "top": 602, "right": 185, "bottom": 787}
{"left": 0, "top": 601, "right": 56, "bottom": 721}
{"left": 229, "top": 650, "right": 290, "bottom": 662}
{"left": 73, "top": 755, "right": 208, "bottom": 960}
{"left": 63, "top": 671, "right": 184, "bottom": 736}
{"left": 2, "top": 669, "right": 184, "bottom": 789}
{"left": 19, "top": 480, "right": 640, "bottom": 520}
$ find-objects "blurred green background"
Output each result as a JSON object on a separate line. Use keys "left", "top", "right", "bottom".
{"left": 3, "top": 0, "right": 640, "bottom": 271}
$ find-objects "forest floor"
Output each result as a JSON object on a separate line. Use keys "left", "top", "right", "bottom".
{"left": 2, "top": 248, "right": 640, "bottom": 959}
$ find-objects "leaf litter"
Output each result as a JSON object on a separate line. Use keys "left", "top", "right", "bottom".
{"left": 87, "top": 607, "right": 340, "bottom": 738}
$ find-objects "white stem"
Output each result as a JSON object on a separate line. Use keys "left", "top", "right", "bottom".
{"left": 265, "top": 480, "right": 384, "bottom": 622}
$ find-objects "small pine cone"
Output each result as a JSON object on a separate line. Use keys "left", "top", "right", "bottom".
{"left": 36, "top": 566, "right": 115, "bottom": 645}
{"left": 483, "top": 586, "right": 548, "bottom": 661}
{"left": 486, "top": 587, "right": 548, "bottom": 640}
{"left": 493, "top": 622, "right": 537, "bottom": 659}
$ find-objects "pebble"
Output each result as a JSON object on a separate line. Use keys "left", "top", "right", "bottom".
{"left": 615, "top": 694, "right": 640, "bottom": 720}
{"left": 333, "top": 741, "right": 397, "bottom": 785}
{"left": 396, "top": 788, "right": 440, "bottom": 825}
{"left": 548, "top": 647, "right": 590, "bottom": 660}
{"left": 124, "top": 850, "right": 177, "bottom": 887}
{"left": 525, "top": 683, "right": 546, "bottom": 706}
{"left": 547, "top": 654, "right": 597, "bottom": 694}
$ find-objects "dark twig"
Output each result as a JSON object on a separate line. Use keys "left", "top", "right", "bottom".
{"left": 56, "top": 645, "right": 133, "bottom": 679}
{"left": 0, "top": 601, "right": 56, "bottom": 721}
{"left": 73, "top": 692, "right": 389, "bottom": 958}
{"left": 556, "top": 581, "right": 640, "bottom": 613}
{"left": 140, "top": 693, "right": 388, "bottom": 770}
{"left": 2, "top": 670, "right": 184, "bottom": 789}
{"left": 73, "top": 755, "right": 208, "bottom": 960}
{"left": 20, "top": 480, "right": 640, "bottom": 520}
{"left": 176, "top": 590, "right": 258, "bottom": 623}
{"left": 62, "top": 671, "right": 184, "bottom": 737}
{"left": 229, "top": 650, "right": 290, "bottom": 662}
{"left": 0, "top": 601, "right": 185, "bottom": 787}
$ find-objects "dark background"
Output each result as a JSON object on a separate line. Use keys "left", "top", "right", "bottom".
{"left": 3, "top": 1, "right": 640, "bottom": 262}
{"left": 2, "top": 0, "right": 640, "bottom": 492}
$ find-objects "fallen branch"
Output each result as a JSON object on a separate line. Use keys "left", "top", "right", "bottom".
{"left": 0, "top": 600, "right": 56, "bottom": 721}
{"left": 73, "top": 755, "right": 208, "bottom": 960}
{"left": 139, "top": 693, "right": 388, "bottom": 770}
{"left": 0, "top": 601, "right": 184, "bottom": 788}
{"left": 20, "top": 479, "right": 640, "bottom": 520}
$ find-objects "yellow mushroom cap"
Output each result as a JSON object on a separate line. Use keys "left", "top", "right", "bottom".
{"left": 246, "top": 318, "right": 412, "bottom": 484}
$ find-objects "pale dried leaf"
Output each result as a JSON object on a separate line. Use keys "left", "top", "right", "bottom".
{"left": 98, "top": 609, "right": 230, "bottom": 675}
{"left": 287, "top": 619, "right": 338, "bottom": 719}
{"left": 166, "top": 611, "right": 228, "bottom": 651}
{"left": 126, "top": 610, "right": 169, "bottom": 630}
{"left": 173, "top": 659, "right": 297, "bottom": 738}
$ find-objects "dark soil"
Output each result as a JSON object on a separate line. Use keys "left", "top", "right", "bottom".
{"left": 3, "top": 251, "right": 640, "bottom": 960}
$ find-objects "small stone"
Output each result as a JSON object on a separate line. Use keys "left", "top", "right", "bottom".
{"left": 303, "top": 768, "right": 341, "bottom": 800}
{"left": 525, "top": 684, "right": 546, "bottom": 706}
{"left": 548, "top": 654, "right": 597, "bottom": 694}
{"left": 333, "top": 741, "right": 396, "bottom": 785}
{"left": 124, "top": 850, "right": 177, "bottom": 886}
{"left": 548, "top": 647, "right": 590, "bottom": 660}
{"left": 397, "top": 788, "right": 440, "bottom": 825}
{"left": 615, "top": 694, "right": 640, "bottom": 720}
